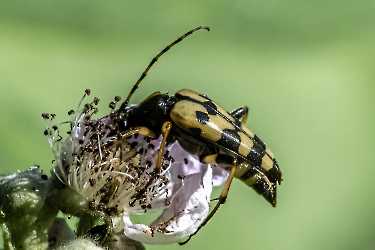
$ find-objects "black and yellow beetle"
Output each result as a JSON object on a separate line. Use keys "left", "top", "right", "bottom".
{"left": 112, "top": 26, "right": 282, "bottom": 244}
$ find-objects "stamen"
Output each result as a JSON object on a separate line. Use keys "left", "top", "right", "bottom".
{"left": 98, "top": 134, "right": 103, "bottom": 161}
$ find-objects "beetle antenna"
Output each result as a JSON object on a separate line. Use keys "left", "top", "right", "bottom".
{"left": 119, "top": 26, "right": 210, "bottom": 110}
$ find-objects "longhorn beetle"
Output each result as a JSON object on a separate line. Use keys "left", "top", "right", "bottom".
{"left": 111, "top": 26, "right": 282, "bottom": 244}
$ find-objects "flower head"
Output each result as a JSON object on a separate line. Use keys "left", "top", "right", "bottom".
{"left": 44, "top": 91, "right": 228, "bottom": 246}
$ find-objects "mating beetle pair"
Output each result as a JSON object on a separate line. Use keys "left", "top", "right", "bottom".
{"left": 111, "top": 26, "right": 282, "bottom": 244}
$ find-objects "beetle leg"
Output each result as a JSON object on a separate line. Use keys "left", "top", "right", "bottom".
{"left": 230, "top": 106, "right": 248, "bottom": 123}
{"left": 179, "top": 160, "right": 237, "bottom": 245}
{"left": 130, "top": 122, "right": 172, "bottom": 204}
{"left": 94, "top": 126, "right": 155, "bottom": 163}
{"left": 154, "top": 121, "right": 172, "bottom": 176}
{"left": 120, "top": 126, "right": 156, "bottom": 139}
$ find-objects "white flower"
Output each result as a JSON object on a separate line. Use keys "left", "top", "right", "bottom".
{"left": 44, "top": 93, "right": 229, "bottom": 246}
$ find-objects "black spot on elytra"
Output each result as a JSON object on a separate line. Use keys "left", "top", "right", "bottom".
{"left": 196, "top": 111, "right": 209, "bottom": 124}
{"left": 247, "top": 143, "right": 266, "bottom": 167}
{"left": 217, "top": 129, "right": 241, "bottom": 152}
{"left": 202, "top": 101, "right": 217, "bottom": 115}
{"left": 266, "top": 164, "right": 282, "bottom": 183}
{"left": 253, "top": 134, "right": 266, "bottom": 150}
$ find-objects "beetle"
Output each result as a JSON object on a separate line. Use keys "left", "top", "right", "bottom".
{"left": 111, "top": 26, "right": 282, "bottom": 244}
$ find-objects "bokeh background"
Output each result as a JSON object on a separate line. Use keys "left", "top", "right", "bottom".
{"left": 1, "top": 1, "right": 375, "bottom": 249}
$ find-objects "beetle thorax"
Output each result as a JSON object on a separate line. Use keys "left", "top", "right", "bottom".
{"left": 129, "top": 93, "right": 177, "bottom": 136}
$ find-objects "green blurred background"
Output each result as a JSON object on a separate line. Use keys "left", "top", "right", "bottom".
{"left": 1, "top": 1, "right": 375, "bottom": 249}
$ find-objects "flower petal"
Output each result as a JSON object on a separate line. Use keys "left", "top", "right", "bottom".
{"left": 167, "top": 141, "right": 228, "bottom": 186}
{"left": 211, "top": 165, "right": 229, "bottom": 186}
{"left": 123, "top": 166, "right": 212, "bottom": 244}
